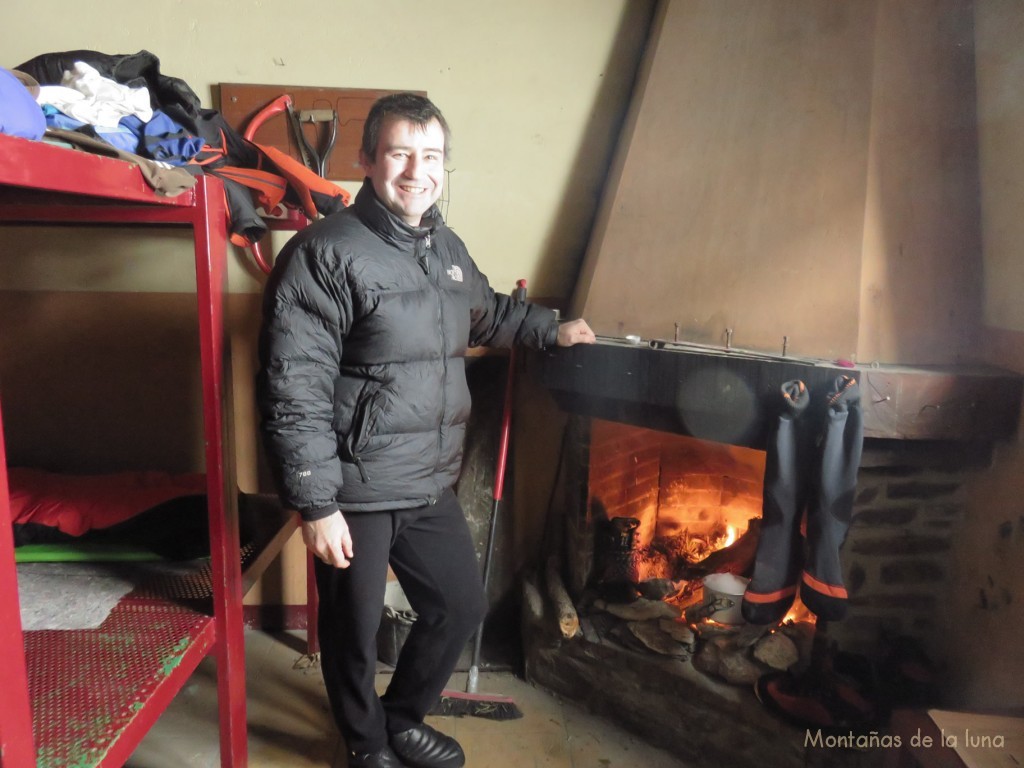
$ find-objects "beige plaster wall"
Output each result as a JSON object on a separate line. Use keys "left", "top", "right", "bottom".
{"left": 0, "top": 1, "right": 654, "bottom": 604}
{"left": 857, "top": 0, "right": 984, "bottom": 365}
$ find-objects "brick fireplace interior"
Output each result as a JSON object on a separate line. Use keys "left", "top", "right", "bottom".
{"left": 575, "top": 419, "right": 763, "bottom": 597}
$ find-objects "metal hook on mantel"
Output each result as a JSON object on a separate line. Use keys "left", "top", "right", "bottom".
{"left": 725, "top": 327, "right": 734, "bottom": 351}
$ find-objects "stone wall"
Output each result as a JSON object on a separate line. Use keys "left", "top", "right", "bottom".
{"left": 832, "top": 442, "right": 989, "bottom": 664}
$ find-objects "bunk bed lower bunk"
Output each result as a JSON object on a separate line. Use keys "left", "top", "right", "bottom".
{"left": 0, "top": 132, "right": 296, "bottom": 768}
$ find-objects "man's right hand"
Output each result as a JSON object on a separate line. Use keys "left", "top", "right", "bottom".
{"left": 301, "top": 510, "right": 355, "bottom": 568}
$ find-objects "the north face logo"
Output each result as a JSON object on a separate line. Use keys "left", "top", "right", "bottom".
{"left": 446, "top": 265, "right": 464, "bottom": 282}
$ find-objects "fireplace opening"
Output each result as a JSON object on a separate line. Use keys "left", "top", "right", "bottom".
{"left": 582, "top": 418, "right": 815, "bottom": 666}
{"left": 588, "top": 419, "right": 762, "bottom": 601}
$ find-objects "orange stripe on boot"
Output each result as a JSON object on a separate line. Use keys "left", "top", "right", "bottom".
{"left": 743, "top": 585, "right": 798, "bottom": 604}
{"left": 801, "top": 571, "right": 847, "bottom": 598}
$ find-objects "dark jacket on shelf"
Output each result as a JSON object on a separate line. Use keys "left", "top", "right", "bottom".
{"left": 257, "top": 180, "right": 558, "bottom": 520}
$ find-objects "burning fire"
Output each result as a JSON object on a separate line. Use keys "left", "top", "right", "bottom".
{"left": 781, "top": 592, "right": 814, "bottom": 625}
{"left": 584, "top": 422, "right": 819, "bottom": 638}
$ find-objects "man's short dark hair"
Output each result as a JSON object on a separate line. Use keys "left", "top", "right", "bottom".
{"left": 361, "top": 93, "right": 451, "bottom": 161}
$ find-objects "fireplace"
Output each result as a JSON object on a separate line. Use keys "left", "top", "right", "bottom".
{"left": 517, "top": 340, "right": 1021, "bottom": 767}
{"left": 522, "top": 415, "right": 814, "bottom": 766}
{"left": 509, "top": 3, "right": 1024, "bottom": 762}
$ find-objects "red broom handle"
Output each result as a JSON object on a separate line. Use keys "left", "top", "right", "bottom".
{"left": 493, "top": 279, "right": 527, "bottom": 502}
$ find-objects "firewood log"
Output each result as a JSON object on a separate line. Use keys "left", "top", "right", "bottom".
{"left": 545, "top": 555, "right": 580, "bottom": 639}
{"left": 522, "top": 572, "right": 544, "bottom": 624}
{"left": 682, "top": 517, "right": 761, "bottom": 579}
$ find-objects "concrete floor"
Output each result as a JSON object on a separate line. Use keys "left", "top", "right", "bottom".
{"left": 126, "top": 630, "right": 690, "bottom": 767}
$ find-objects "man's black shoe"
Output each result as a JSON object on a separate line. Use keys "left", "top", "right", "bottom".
{"left": 389, "top": 724, "right": 465, "bottom": 768}
{"left": 348, "top": 745, "right": 405, "bottom": 768}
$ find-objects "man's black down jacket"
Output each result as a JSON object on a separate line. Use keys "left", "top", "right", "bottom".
{"left": 257, "top": 181, "right": 558, "bottom": 520}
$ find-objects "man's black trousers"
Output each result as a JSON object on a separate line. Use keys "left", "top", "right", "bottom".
{"left": 313, "top": 488, "right": 487, "bottom": 753}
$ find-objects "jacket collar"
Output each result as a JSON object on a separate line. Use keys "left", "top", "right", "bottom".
{"left": 353, "top": 178, "right": 443, "bottom": 249}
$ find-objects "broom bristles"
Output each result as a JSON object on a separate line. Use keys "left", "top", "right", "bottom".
{"left": 430, "top": 690, "right": 524, "bottom": 720}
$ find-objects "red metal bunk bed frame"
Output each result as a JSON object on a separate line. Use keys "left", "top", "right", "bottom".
{"left": 0, "top": 133, "right": 297, "bottom": 767}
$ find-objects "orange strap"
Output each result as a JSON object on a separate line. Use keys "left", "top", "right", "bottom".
{"left": 209, "top": 165, "right": 289, "bottom": 217}
{"left": 257, "top": 143, "right": 350, "bottom": 217}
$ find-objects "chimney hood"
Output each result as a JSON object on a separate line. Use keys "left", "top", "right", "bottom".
{"left": 531, "top": 2, "right": 1021, "bottom": 448}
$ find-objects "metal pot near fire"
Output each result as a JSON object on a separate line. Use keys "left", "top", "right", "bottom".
{"left": 697, "top": 572, "right": 750, "bottom": 625}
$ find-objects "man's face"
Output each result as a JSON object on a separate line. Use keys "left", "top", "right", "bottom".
{"left": 361, "top": 116, "right": 445, "bottom": 227}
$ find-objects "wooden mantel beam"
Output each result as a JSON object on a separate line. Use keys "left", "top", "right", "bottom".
{"left": 530, "top": 341, "right": 1022, "bottom": 446}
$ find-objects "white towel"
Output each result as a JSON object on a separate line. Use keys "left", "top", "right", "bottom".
{"left": 36, "top": 61, "right": 153, "bottom": 128}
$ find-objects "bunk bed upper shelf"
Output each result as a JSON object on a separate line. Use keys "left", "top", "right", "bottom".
{"left": 0, "top": 132, "right": 198, "bottom": 207}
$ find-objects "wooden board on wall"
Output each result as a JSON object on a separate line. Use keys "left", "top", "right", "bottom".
{"left": 216, "top": 84, "right": 425, "bottom": 181}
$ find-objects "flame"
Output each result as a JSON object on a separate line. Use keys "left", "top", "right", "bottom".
{"left": 781, "top": 592, "right": 814, "bottom": 624}
{"left": 723, "top": 525, "right": 737, "bottom": 548}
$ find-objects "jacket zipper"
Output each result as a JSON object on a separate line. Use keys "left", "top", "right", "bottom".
{"left": 417, "top": 234, "right": 430, "bottom": 275}
{"left": 425, "top": 234, "right": 447, "bottom": 485}
{"left": 349, "top": 389, "right": 374, "bottom": 483}
{"left": 353, "top": 456, "right": 369, "bottom": 482}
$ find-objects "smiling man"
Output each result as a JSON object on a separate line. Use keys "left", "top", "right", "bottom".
{"left": 363, "top": 114, "right": 446, "bottom": 226}
{"left": 257, "top": 93, "right": 595, "bottom": 768}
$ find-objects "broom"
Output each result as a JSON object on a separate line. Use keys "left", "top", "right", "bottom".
{"left": 431, "top": 280, "right": 528, "bottom": 721}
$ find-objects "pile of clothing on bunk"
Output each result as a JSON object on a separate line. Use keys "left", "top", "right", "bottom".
{"left": 15, "top": 51, "right": 205, "bottom": 165}
{"left": 2, "top": 49, "right": 348, "bottom": 242}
